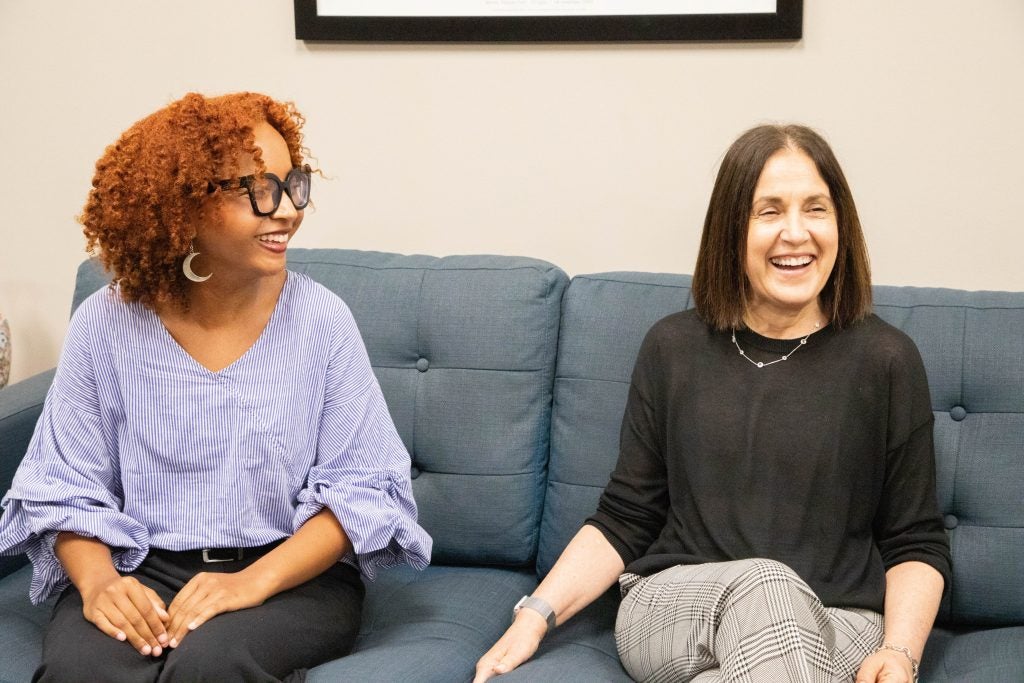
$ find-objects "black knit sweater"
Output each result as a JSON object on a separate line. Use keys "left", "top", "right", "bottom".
{"left": 586, "top": 310, "right": 951, "bottom": 611}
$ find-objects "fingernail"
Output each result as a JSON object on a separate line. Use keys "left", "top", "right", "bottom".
{"left": 141, "top": 645, "right": 151, "bottom": 655}
{"left": 116, "top": 631, "right": 127, "bottom": 642}
{"left": 158, "top": 634, "right": 169, "bottom": 645}
{"left": 152, "top": 646, "right": 162, "bottom": 657}
{"left": 169, "top": 638, "right": 178, "bottom": 648}
{"left": 188, "top": 621, "right": 198, "bottom": 630}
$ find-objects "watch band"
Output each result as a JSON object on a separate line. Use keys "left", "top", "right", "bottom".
{"left": 514, "top": 595, "right": 557, "bottom": 631}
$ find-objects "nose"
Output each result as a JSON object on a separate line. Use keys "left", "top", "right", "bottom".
{"left": 273, "top": 190, "right": 299, "bottom": 220}
{"left": 780, "top": 208, "right": 810, "bottom": 244}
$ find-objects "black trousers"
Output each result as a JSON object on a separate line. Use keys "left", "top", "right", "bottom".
{"left": 33, "top": 546, "right": 364, "bottom": 683}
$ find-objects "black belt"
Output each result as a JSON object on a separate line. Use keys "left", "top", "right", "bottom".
{"left": 150, "top": 540, "right": 285, "bottom": 564}
{"left": 201, "top": 547, "right": 245, "bottom": 563}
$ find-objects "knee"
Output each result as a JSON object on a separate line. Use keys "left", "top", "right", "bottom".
{"left": 735, "top": 558, "right": 802, "bottom": 586}
{"left": 745, "top": 557, "right": 798, "bottom": 577}
{"left": 160, "top": 635, "right": 254, "bottom": 683}
{"left": 722, "top": 558, "right": 823, "bottom": 620}
{"left": 36, "top": 635, "right": 152, "bottom": 683}
{"left": 34, "top": 657, "right": 85, "bottom": 683}
{"left": 35, "top": 654, "right": 144, "bottom": 683}
{"left": 716, "top": 558, "right": 809, "bottom": 608}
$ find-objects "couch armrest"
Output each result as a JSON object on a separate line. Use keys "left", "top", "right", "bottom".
{"left": 0, "top": 368, "right": 54, "bottom": 578}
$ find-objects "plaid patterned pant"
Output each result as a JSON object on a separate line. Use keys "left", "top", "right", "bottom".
{"left": 615, "top": 559, "right": 884, "bottom": 683}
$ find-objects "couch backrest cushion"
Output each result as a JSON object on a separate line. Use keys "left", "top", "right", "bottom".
{"left": 73, "top": 259, "right": 109, "bottom": 311}
{"left": 72, "top": 249, "right": 569, "bottom": 567}
{"left": 542, "top": 273, "right": 1024, "bottom": 629}
{"left": 538, "top": 273, "right": 692, "bottom": 576}
{"left": 873, "top": 286, "right": 1024, "bottom": 627}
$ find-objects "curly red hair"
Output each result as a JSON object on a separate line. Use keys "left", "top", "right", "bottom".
{"left": 80, "top": 92, "right": 308, "bottom": 308}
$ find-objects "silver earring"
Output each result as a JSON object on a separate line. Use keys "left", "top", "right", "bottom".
{"left": 182, "top": 242, "right": 211, "bottom": 283}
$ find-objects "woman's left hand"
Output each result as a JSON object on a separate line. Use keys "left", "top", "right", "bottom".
{"left": 165, "top": 571, "right": 267, "bottom": 648}
{"left": 164, "top": 511, "right": 351, "bottom": 648}
{"left": 855, "top": 648, "right": 915, "bottom": 683}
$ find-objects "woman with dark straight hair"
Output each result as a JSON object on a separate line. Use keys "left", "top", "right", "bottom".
{"left": 476, "top": 124, "right": 948, "bottom": 683}
{"left": 693, "top": 125, "right": 873, "bottom": 332}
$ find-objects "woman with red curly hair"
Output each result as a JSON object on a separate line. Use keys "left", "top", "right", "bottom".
{"left": 0, "top": 92, "right": 432, "bottom": 682}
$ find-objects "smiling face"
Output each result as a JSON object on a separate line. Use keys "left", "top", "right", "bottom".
{"left": 743, "top": 147, "right": 838, "bottom": 334}
{"left": 192, "top": 121, "right": 303, "bottom": 285}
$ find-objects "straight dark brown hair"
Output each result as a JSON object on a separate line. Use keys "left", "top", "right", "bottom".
{"left": 691, "top": 124, "right": 872, "bottom": 331}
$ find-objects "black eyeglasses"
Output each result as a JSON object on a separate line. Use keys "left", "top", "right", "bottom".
{"left": 209, "top": 165, "right": 311, "bottom": 216}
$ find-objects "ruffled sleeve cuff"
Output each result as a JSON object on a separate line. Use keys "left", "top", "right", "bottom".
{"left": 0, "top": 498, "right": 149, "bottom": 604}
{"left": 293, "top": 469, "right": 432, "bottom": 581}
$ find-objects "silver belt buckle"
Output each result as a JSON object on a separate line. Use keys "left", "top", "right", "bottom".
{"left": 202, "top": 548, "right": 244, "bottom": 563}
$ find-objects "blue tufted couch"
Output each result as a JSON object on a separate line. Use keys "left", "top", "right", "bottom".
{"left": 0, "top": 249, "right": 1021, "bottom": 682}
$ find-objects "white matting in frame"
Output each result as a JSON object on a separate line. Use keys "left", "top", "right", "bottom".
{"left": 316, "top": 1, "right": 777, "bottom": 18}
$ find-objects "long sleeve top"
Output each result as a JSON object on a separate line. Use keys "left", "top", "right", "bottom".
{"left": 0, "top": 272, "right": 432, "bottom": 604}
{"left": 586, "top": 310, "right": 951, "bottom": 612}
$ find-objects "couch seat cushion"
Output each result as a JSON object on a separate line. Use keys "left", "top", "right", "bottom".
{"left": 919, "top": 625, "right": 1024, "bottom": 682}
{"left": 0, "top": 566, "right": 53, "bottom": 683}
{"left": 309, "top": 565, "right": 536, "bottom": 682}
{"left": 495, "top": 589, "right": 628, "bottom": 682}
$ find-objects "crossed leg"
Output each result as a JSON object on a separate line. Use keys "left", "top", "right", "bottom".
{"left": 615, "top": 559, "right": 883, "bottom": 683}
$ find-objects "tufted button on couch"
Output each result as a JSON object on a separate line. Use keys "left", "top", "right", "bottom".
{"left": 1, "top": 249, "right": 1021, "bottom": 682}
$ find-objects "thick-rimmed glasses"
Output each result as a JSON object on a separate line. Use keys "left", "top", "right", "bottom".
{"left": 210, "top": 165, "right": 311, "bottom": 216}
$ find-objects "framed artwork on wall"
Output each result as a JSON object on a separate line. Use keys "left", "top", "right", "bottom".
{"left": 294, "top": 1, "right": 803, "bottom": 43}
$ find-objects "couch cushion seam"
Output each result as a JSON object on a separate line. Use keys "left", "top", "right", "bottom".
{"left": 874, "top": 303, "right": 1024, "bottom": 311}
{"left": 0, "top": 404, "right": 47, "bottom": 419}
{"left": 289, "top": 260, "right": 560, "bottom": 275}
{"left": 571, "top": 275, "right": 690, "bottom": 290}
{"left": 374, "top": 365, "right": 546, "bottom": 374}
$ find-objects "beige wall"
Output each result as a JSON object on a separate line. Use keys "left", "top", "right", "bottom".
{"left": 2, "top": 1, "right": 1022, "bottom": 384}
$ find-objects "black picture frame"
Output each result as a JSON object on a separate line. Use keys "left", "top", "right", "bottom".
{"left": 294, "top": 1, "right": 802, "bottom": 43}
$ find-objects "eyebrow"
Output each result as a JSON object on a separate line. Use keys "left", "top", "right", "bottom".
{"left": 752, "top": 193, "right": 834, "bottom": 204}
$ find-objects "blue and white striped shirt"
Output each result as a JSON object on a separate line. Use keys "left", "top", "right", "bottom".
{"left": 0, "top": 272, "right": 432, "bottom": 603}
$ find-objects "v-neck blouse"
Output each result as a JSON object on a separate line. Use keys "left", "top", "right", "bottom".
{"left": 149, "top": 277, "right": 287, "bottom": 377}
{"left": 0, "top": 272, "right": 432, "bottom": 604}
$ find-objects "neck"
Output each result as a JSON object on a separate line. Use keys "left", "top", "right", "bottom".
{"left": 179, "top": 271, "right": 287, "bottom": 327}
{"left": 743, "top": 301, "right": 826, "bottom": 339}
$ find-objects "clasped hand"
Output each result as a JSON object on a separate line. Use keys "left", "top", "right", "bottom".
{"left": 80, "top": 570, "right": 265, "bottom": 657}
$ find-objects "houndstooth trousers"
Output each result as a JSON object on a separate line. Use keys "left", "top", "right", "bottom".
{"left": 615, "top": 559, "right": 885, "bottom": 683}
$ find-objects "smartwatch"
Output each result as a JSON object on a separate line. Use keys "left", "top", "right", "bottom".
{"left": 513, "top": 595, "right": 557, "bottom": 631}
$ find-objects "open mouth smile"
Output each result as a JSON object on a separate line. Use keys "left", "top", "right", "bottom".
{"left": 257, "top": 233, "right": 289, "bottom": 244}
{"left": 256, "top": 232, "right": 290, "bottom": 253}
{"left": 770, "top": 255, "right": 814, "bottom": 271}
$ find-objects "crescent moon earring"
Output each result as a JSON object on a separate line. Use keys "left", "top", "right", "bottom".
{"left": 182, "top": 242, "right": 211, "bottom": 283}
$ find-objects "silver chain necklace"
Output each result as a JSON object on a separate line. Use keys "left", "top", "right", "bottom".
{"left": 731, "top": 322, "right": 821, "bottom": 368}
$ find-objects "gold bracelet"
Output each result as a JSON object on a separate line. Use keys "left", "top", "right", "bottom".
{"left": 874, "top": 643, "right": 920, "bottom": 682}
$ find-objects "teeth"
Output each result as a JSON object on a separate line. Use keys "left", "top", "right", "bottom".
{"left": 258, "top": 233, "right": 288, "bottom": 243}
{"left": 770, "top": 256, "right": 812, "bottom": 267}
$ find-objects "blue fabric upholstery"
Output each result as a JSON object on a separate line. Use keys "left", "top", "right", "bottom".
{"left": 285, "top": 250, "right": 568, "bottom": 566}
{"left": 0, "top": 252, "right": 1020, "bottom": 682}
{"left": 538, "top": 273, "right": 692, "bottom": 576}
{"left": 919, "top": 625, "right": 1024, "bottom": 683}
{"left": 71, "top": 258, "right": 108, "bottom": 313}
{"left": 0, "top": 370, "right": 55, "bottom": 580}
{"left": 495, "top": 590, "right": 629, "bottom": 682}
{"left": 310, "top": 564, "right": 536, "bottom": 682}
{"left": 874, "top": 286, "right": 1024, "bottom": 628}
